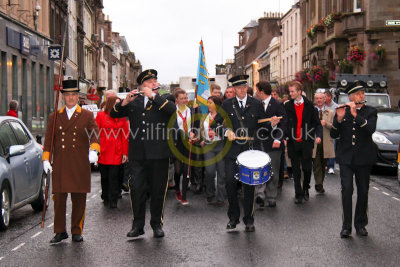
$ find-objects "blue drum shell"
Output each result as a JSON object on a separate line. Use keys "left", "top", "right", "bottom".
{"left": 237, "top": 163, "right": 271, "bottom": 185}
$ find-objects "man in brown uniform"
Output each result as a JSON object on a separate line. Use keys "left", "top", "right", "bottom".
{"left": 42, "top": 79, "right": 100, "bottom": 243}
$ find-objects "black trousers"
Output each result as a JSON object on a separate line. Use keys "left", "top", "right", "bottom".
{"left": 129, "top": 159, "right": 169, "bottom": 229}
{"left": 290, "top": 144, "right": 312, "bottom": 198}
{"left": 99, "top": 164, "right": 121, "bottom": 204}
{"left": 225, "top": 158, "right": 255, "bottom": 225}
{"left": 174, "top": 158, "right": 189, "bottom": 200}
{"left": 339, "top": 163, "right": 371, "bottom": 231}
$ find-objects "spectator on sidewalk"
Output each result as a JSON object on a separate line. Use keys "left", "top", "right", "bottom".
{"left": 7, "top": 100, "right": 18, "bottom": 118}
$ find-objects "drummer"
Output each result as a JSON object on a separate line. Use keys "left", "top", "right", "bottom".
{"left": 212, "top": 75, "right": 278, "bottom": 232}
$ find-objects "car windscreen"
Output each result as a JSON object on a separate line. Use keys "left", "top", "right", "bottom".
{"left": 338, "top": 94, "right": 390, "bottom": 108}
{"left": 376, "top": 112, "right": 400, "bottom": 131}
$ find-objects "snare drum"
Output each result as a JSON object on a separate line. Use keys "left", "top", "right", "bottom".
{"left": 235, "top": 150, "right": 271, "bottom": 185}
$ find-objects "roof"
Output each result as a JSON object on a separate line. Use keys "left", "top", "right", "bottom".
{"left": 244, "top": 20, "right": 258, "bottom": 29}
{"left": 119, "top": 36, "right": 130, "bottom": 54}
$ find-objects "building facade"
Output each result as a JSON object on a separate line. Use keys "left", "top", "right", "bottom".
{"left": 0, "top": 0, "right": 53, "bottom": 132}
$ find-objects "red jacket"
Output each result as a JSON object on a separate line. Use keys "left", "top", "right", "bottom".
{"left": 7, "top": 110, "right": 17, "bottom": 118}
{"left": 95, "top": 111, "right": 129, "bottom": 165}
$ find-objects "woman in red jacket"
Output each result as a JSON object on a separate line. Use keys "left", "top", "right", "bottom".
{"left": 96, "top": 96, "right": 129, "bottom": 208}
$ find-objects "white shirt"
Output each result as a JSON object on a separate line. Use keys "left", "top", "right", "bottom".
{"left": 263, "top": 96, "right": 272, "bottom": 111}
{"left": 144, "top": 93, "right": 156, "bottom": 108}
{"left": 316, "top": 105, "right": 325, "bottom": 113}
{"left": 66, "top": 104, "right": 77, "bottom": 120}
{"left": 294, "top": 96, "right": 304, "bottom": 105}
{"left": 176, "top": 105, "right": 191, "bottom": 132}
{"left": 236, "top": 95, "right": 248, "bottom": 108}
{"left": 203, "top": 113, "right": 221, "bottom": 142}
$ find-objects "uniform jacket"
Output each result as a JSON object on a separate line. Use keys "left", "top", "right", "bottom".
{"left": 312, "top": 107, "right": 335, "bottom": 158}
{"left": 110, "top": 94, "right": 176, "bottom": 160}
{"left": 215, "top": 97, "right": 271, "bottom": 159}
{"left": 284, "top": 97, "right": 322, "bottom": 159}
{"left": 330, "top": 105, "right": 377, "bottom": 165}
{"left": 95, "top": 111, "right": 129, "bottom": 165}
{"left": 43, "top": 105, "right": 100, "bottom": 193}
{"left": 259, "top": 97, "right": 287, "bottom": 152}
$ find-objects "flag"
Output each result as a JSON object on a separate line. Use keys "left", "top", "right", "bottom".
{"left": 195, "top": 40, "right": 211, "bottom": 114}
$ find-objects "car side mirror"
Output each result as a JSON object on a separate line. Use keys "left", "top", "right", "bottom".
{"left": 9, "top": 145, "right": 25, "bottom": 157}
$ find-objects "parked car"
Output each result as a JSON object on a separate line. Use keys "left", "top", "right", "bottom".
{"left": 372, "top": 109, "right": 400, "bottom": 169}
{"left": 0, "top": 116, "right": 47, "bottom": 230}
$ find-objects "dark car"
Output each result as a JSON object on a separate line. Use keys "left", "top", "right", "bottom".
{"left": 0, "top": 116, "right": 47, "bottom": 230}
{"left": 372, "top": 109, "right": 400, "bottom": 169}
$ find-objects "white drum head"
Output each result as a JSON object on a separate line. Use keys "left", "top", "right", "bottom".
{"left": 237, "top": 150, "right": 271, "bottom": 168}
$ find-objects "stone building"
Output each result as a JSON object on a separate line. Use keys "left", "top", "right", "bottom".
{"left": 300, "top": 0, "right": 400, "bottom": 104}
{"left": 0, "top": 0, "right": 52, "bottom": 131}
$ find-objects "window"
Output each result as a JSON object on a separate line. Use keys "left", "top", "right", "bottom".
{"left": 294, "top": 13, "right": 297, "bottom": 44}
{"left": 1, "top": 52, "right": 7, "bottom": 115}
{"left": 0, "top": 139, "right": 4, "bottom": 156}
{"left": 10, "top": 121, "right": 30, "bottom": 145}
{"left": 354, "top": 0, "right": 361, "bottom": 12}
{"left": 0, "top": 122, "right": 18, "bottom": 153}
{"left": 39, "top": 64, "right": 44, "bottom": 118}
{"left": 12, "top": 55, "right": 18, "bottom": 100}
{"left": 22, "top": 59, "right": 27, "bottom": 124}
{"left": 31, "top": 62, "right": 37, "bottom": 118}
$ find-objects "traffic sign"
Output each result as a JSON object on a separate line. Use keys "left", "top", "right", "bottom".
{"left": 386, "top": 20, "right": 400, "bottom": 26}
{"left": 48, "top": 46, "right": 62, "bottom": 60}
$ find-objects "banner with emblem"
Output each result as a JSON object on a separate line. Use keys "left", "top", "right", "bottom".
{"left": 195, "top": 40, "right": 211, "bottom": 114}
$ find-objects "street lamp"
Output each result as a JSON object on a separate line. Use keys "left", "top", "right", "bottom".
{"left": 33, "top": 1, "right": 40, "bottom": 31}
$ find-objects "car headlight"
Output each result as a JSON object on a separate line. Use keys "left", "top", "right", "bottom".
{"left": 340, "top": 80, "right": 348, "bottom": 87}
{"left": 367, "top": 80, "right": 374, "bottom": 87}
{"left": 372, "top": 132, "right": 392, "bottom": 144}
{"left": 379, "top": 81, "right": 386, "bottom": 87}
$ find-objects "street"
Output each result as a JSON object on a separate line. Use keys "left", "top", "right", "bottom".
{"left": 0, "top": 167, "right": 399, "bottom": 266}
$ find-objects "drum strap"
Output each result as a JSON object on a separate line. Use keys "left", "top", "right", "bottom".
{"left": 232, "top": 102, "right": 254, "bottom": 149}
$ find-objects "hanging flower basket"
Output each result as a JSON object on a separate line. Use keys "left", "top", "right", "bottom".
{"left": 306, "top": 24, "right": 324, "bottom": 39}
{"left": 307, "top": 66, "right": 324, "bottom": 82}
{"left": 370, "top": 44, "right": 386, "bottom": 62}
{"left": 338, "top": 59, "right": 353, "bottom": 74}
{"left": 295, "top": 69, "right": 311, "bottom": 84}
{"left": 323, "top": 12, "right": 342, "bottom": 27}
{"left": 347, "top": 46, "right": 366, "bottom": 64}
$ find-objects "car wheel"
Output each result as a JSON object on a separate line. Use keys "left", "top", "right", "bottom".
{"left": 31, "top": 173, "right": 46, "bottom": 212}
{"left": 0, "top": 185, "right": 11, "bottom": 230}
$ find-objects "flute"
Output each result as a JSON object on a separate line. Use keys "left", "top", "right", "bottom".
{"left": 131, "top": 86, "right": 161, "bottom": 96}
{"left": 335, "top": 100, "right": 367, "bottom": 109}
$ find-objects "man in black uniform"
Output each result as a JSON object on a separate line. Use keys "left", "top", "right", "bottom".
{"left": 110, "top": 69, "right": 176, "bottom": 238}
{"left": 214, "top": 75, "right": 274, "bottom": 232}
{"left": 330, "top": 81, "right": 377, "bottom": 238}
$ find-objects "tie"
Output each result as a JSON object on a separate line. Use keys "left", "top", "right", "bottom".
{"left": 239, "top": 100, "right": 244, "bottom": 111}
{"left": 319, "top": 109, "right": 323, "bottom": 120}
{"left": 262, "top": 101, "right": 266, "bottom": 111}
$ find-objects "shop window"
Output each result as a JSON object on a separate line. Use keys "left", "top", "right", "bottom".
{"left": 22, "top": 59, "right": 28, "bottom": 124}
{"left": 12, "top": 55, "right": 18, "bottom": 100}
{"left": 39, "top": 64, "right": 44, "bottom": 119}
{"left": 1, "top": 52, "right": 7, "bottom": 115}
{"left": 31, "top": 62, "right": 36, "bottom": 119}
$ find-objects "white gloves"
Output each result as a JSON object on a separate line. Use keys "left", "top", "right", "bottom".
{"left": 43, "top": 160, "right": 52, "bottom": 174}
{"left": 89, "top": 150, "right": 98, "bottom": 164}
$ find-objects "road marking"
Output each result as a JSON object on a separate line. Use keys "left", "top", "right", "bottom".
{"left": 86, "top": 199, "right": 90, "bottom": 203}
{"left": 0, "top": 256, "right": 4, "bottom": 261}
{"left": 382, "top": 192, "right": 390, "bottom": 196}
{"left": 47, "top": 223, "right": 54, "bottom": 228}
{"left": 91, "top": 194, "right": 97, "bottom": 199}
{"left": 393, "top": 197, "right": 400, "bottom": 201}
{"left": 66, "top": 213, "right": 68, "bottom": 216}
{"left": 98, "top": 190, "right": 102, "bottom": 193}
{"left": 373, "top": 187, "right": 379, "bottom": 190}
{"left": 31, "top": 232, "right": 42, "bottom": 238}
{"left": 11, "top": 243, "right": 25, "bottom": 251}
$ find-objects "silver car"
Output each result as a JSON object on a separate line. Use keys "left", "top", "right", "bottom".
{"left": 0, "top": 116, "right": 46, "bottom": 230}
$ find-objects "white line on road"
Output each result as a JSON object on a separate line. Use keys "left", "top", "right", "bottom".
{"left": 66, "top": 213, "right": 68, "bottom": 216}
{"left": 0, "top": 256, "right": 4, "bottom": 261}
{"left": 31, "top": 232, "right": 42, "bottom": 238}
{"left": 11, "top": 243, "right": 25, "bottom": 251}
{"left": 393, "top": 197, "right": 400, "bottom": 201}
{"left": 86, "top": 199, "right": 90, "bottom": 203}
{"left": 98, "top": 190, "right": 101, "bottom": 193}
{"left": 382, "top": 192, "right": 390, "bottom": 196}
{"left": 91, "top": 194, "right": 97, "bottom": 199}
{"left": 47, "top": 223, "right": 54, "bottom": 228}
{"left": 373, "top": 187, "right": 379, "bottom": 190}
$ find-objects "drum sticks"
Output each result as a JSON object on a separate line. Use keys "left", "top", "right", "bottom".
{"left": 257, "top": 116, "right": 283, "bottom": 124}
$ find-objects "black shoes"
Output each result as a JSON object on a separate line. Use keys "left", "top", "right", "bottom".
{"left": 127, "top": 227, "right": 145, "bottom": 238}
{"left": 256, "top": 197, "right": 265, "bottom": 207}
{"left": 153, "top": 227, "right": 165, "bottom": 238}
{"left": 303, "top": 189, "right": 309, "bottom": 201}
{"left": 109, "top": 201, "right": 118, "bottom": 209}
{"left": 72, "top": 234, "right": 83, "bottom": 242}
{"left": 294, "top": 197, "right": 303, "bottom": 204}
{"left": 315, "top": 184, "right": 325, "bottom": 193}
{"left": 206, "top": 196, "right": 214, "bottom": 204}
{"left": 340, "top": 228, "right": 351, "bottom": 238}
{"left": 267, "top": 200, "right": 276, "bottom": 207}
{"left": 226, "top": 220, "right": 240, "bottom": 230}
{"left": 245, "top": 223, "right": 255, "bottom": 232}
{"left": 356, "top": 227, "right": 368, "bottom": 236}
{"left": 49, "top": 232, "right": 68, "bottom": 243}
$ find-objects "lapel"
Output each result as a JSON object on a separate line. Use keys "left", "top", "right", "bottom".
{"left": 243, "top": 97, "right": 251, "bottom": 114}
{"left": 265, "top": 98, "right": 274, "bottom": 116}
{"left": 288, "top": 100, "right": 297, "bottom": 127}
{"left": 136, "top": 96, "right": 145, "bottom": 112}
{"left": 232, "top": 97, "right": 242, "bottom": 114}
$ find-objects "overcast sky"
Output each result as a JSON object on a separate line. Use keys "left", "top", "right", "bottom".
{"left": 103, "top": 0, "right": 295, "bottom": 85}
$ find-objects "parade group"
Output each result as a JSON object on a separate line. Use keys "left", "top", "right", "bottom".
{"left": 42, "top": 68, "right": 377, "bottom": 243}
